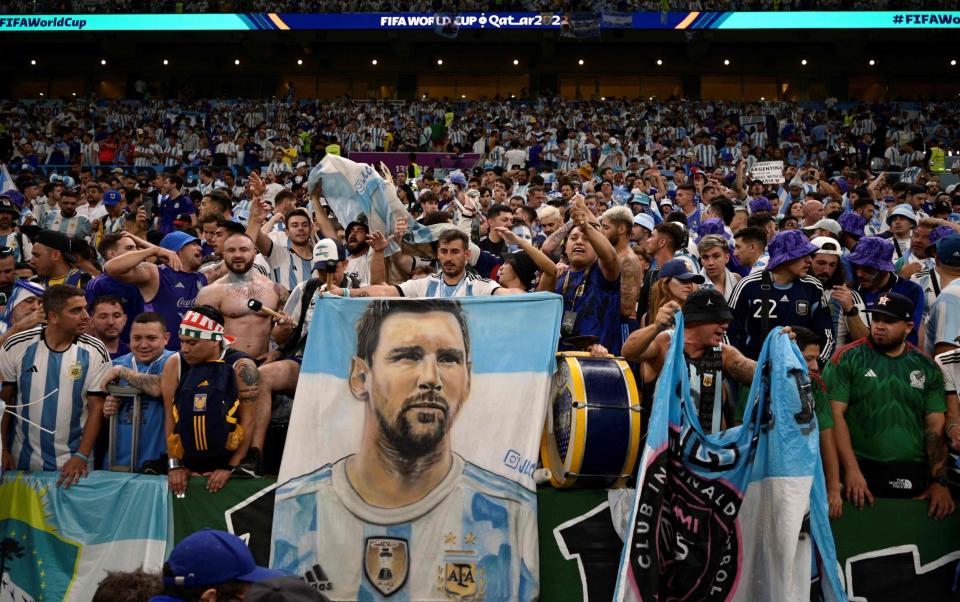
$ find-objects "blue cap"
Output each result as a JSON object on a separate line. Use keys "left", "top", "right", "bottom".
{"left": 657, "top": 258, "right": 705, "bottom": 284}
{"left": 159, "top": 231, "right": 200, "bottom": 252}
{"left": 936, "top": 235, "right": 960, "bottom": 267}
{"left": 847, "top": 236, "right": 895, "bottom": 273}
{"left": 162, "top": 529, "right": 283, "bottom": 588}
{"left": 766, "top": 230, "right": 818, "bottom": 271}
{"left": 102, "top": 189, "right": 122, "bottom": 206}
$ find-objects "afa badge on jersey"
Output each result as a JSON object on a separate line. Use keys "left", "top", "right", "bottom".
{"left": 796, "top": 299, "right": 810, "bottom": 316}
{"left": 439, "top": 551, "right": 486, "bottom": 600}
{"left": 364, "top": 538, "right": 408, "bottom": 596}
{"left": 69, "top": 362, "right": 83, "bottom": 380}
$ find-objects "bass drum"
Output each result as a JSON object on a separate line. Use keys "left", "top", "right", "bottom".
{"left": 540, "top": 352, "right": 642, "bottom": 489}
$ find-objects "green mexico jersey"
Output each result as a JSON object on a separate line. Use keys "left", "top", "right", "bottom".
{"left": 823, "top": 339, "right": 946, "bottom": 463}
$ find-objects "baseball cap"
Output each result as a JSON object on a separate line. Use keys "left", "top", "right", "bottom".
{"left": 657, "top": 259, "right": 705, "bottom": 284}
{"left": 162, "top": 529, "right": 282, "bottom": 588}
{"left": 0, "top": 198, "right": 20, "bottom": 216}
{"left": 102, "top": 189, "right": 122, "bottom": 206}
{"left": 811, "top": 236, "right": 843, "bottom": 256}
{"left": 863, "top": 292, "right": 914, "bottom": 323}
{"left": 159, "top": 231, "right": 201, "bottom": 253}
{"left": 246, "top": 576, "right": 329, "bottom": 602}
{"left": 936, "top": 235, "right": 960, "bottom": 267}
{"left": 633, "top": 213, "right": 655, "bottom": 233}
{"left": 803, "top": 218, "right": 841, "bottom": 237}
{"left": 766, "top": 230, "right": 818, "bottom": 271}
{"left": 345, "top": 221, "right": 370, "bottom": 238}
{"left": 683, "top": 288, "right": 733, "bottom": 323}
{"left": 295, "top": 161, "right": 308, "bottom": 170}
{"left": 313, "top": 238, "right": 347, "bottom": 270}
{"left": 847, "top": 236, "right": 895, "bottom": 273}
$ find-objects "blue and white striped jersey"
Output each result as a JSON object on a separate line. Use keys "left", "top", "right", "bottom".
{"left": 0, "top": 326, "right": 111, "bottom": 471}
{"left": 271, "top": 453, "right": 538, "bottom": 601}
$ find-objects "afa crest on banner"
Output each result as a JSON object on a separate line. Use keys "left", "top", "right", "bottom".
{"left": 0, "top": 472, "right": 170, "bottom": 602}
{"left": 272, "top": 293, "right": 562, "bottom": 601}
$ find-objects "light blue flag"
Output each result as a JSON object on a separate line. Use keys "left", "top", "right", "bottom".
{"left": 0, "top": 471, "right": 170, "bottom": 601}
{"left": 307, "top": 154, "right": 437, "bottom": 256}
{"left": 614, "top": 316, "right": 847, "bottom": 601}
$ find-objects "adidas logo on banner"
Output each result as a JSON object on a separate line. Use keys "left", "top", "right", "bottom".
{"left": 864, "top": 369, "right": 878, "bottom": 377}
{"left": 304, "top": 564, "right": 333, "bottom": 592}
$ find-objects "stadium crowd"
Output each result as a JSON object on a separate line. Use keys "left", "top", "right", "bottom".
{"left": 1, "top": 0, "right": 954, "bottom": 14}
{"left": 0, "top": 93, "right": 958, "bottom": 533}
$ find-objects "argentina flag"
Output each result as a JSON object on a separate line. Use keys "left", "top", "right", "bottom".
{"left": 307, "top": 154, "right": 437, "bottom": 256}
{"left": 0, "top": 472, "right": 170, "bottom": 602}
{"left": 614, "top": 316, "right": 847, "bottom": 602}
{"left": 273, "top": 293, "right": 561, "bottom": 601}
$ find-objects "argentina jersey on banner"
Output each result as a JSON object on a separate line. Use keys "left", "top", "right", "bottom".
{"left": 614, "top": 314, "right": 847, "bottom": 602}
{"left": 272, "top": 293, "right": 562, "bottom": 601}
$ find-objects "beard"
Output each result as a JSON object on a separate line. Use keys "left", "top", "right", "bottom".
{"left": 375, "top": 392, "right": 450, "bottom": 461}
{"left": 226, "top": 257, "right": 254, "bottom": 274}
{"left": 347, "top": 239, "right": 369, "bottom": 255}
{"left": 869, "top": 331, "right": 907, "bottom": 352}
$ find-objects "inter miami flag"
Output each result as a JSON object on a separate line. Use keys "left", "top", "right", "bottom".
{"left": 613, "top": 315, "right": 847, "bottom": 601}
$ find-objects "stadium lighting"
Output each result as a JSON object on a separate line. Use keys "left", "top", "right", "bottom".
{"left": 952, "top": 59, "right": 958, "bottom": 67}
{"left": 30, "top": 59, "right": 36, "bottom": 66}
{"left": 297, "top": 59, "right": 303, "bottom": 65}
{"left": 100, "top": 59, "right": 107, "bottom": 65}
{"left": 461, "top": 94, "right": 466, "bottom": 98}
{"left": 371, "top": 59, "right": 378, "bottom": 65}
{"left": 601, "top": 96, "right": 606, "bottom": 101}
{"left": 760, "top": 96, "right": 765, "bottom": 101}
{"left": 800, "top": 59, "right": 807, "bottom": 66}
{"left": 656, "top": 59, "right": 663, "bottom": 66}
{"left": 723, "top": 59, "right": 730, "bottom": 66}
{"left": 436, "top": 58, "right": 443, "bottom": 65}
{"left": 234, "top": 59, "right": 240, "bottom": 65}
{"left": 162, "top": 59, "right": 169, "bottom": 65}
{"left": 510, "top": 94, "right": 515, "bottom": 99}
{"left": 578, "top": 59, "right": 584, "bottom": 66}
{"left": 71, "top": 92, "right": 76, "bottom": 97}
{"left": 39, "top": 92, "right": 44, "bottom": 97}
{"left": 868, "top": 59, "right": 876, "bottom": 66}
{"left": 513, "top": 59, "right": 519, "bottom": 66}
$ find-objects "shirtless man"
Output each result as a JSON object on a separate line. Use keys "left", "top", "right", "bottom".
{"left": 195, "top": 232, "right": 286, "bottom": 359}
{"left": 601, "top": 206, "right": 644, "bottom": 336}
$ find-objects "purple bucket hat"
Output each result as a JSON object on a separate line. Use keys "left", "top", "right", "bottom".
{"left": 927, "top": 225, "right": 956, "bottom": 250}
{"left": 749, "top": 197, "right": 774, "bottom": 214}
{"left": 847, "top": 236, "right": 895, "bottom": 273}
{"left": 697, "top": 218, "right": 731, "bottom": 242}
{"left": 837, "top": 211, "right": 866, "bottom": 238}
{"left": 766, "top": 230, "right": 818, "bottom": 271}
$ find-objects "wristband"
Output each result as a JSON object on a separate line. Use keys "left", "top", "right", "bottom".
{"left": 843, "top": 306, "right": 859, "bottom": 317}
{"left": 74, "top": 451, "right": 90, "bottom": 463}
{"left": 168, "top": 457, "right": 183, "bottom": 471}
{"left": 341, "top": 288, "right": 350, "bottom": 298}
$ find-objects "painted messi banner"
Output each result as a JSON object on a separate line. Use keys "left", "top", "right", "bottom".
{"left": 271, "top": 293, "right": 562, "bottom": 601}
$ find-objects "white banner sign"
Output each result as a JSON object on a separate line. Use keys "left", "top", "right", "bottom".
{"left": 751, "top": 160, "right": 785, "bottom": 184}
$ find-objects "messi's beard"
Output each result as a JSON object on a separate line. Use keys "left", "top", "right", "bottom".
{"left": 375, "top": 393, "right": 451, "bottom": 475}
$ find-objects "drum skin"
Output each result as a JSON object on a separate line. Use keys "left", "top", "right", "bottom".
{"left": 541, "top": 352, "right": 642, "bottom": 489}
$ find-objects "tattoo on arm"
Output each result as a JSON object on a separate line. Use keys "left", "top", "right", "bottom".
{"left": 925, "top": 429, "right": 948, "bottom": 480}
{"left": 353, "top": 290, "right": 370, "bottom": 298}
{"left": 619, "top": 256, "right": 641, "bottom": 317}
{"left": 236, "top": 360, "right": 260, "bottom": 404}
{"left": 119, "top": 367, "right": 162, "bottom": 398}
{"left": 275, "top": 284, "right": 289, "bottom": 307}
{"left": 201, "top": 260, "right": 228, "bottom": 282}
{"left": 724, "top": 349, "right": 757, "bottom": 385}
